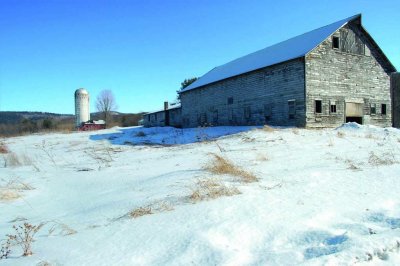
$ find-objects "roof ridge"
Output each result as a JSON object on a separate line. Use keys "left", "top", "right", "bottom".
{"left": 181, "top": 14, "right": 361, "bottom": 93}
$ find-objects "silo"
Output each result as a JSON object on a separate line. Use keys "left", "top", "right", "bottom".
{"left": 75, "top": 88, "right": 90, "bottom": 127}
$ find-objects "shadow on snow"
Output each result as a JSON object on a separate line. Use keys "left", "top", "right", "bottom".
{"left": 89, "top": 126, "right": 258, "bottom": 146}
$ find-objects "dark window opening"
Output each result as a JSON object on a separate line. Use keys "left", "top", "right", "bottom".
{"left": 346, "top": 117, "right": 363, "bottom": 124}
{"left": 381, "top": 104, "right": 387, "bottom": 115}
{"left": 370, "top": 104, "right": 376, "bottom": 115}
{"left": 315, "top": 100, "right": 322, "bottom": 114}
{"left": 332, "top": 36, "right": 340, "bottom": 49}
{"left": 288, "top": 100, "right": 295, "bottom": 119}
{"left": 330, "top": 102, "right": 337, "bottom": 113}
{"left": 147, "top": 115, "right": 150, "bottom": 122}
{"left": 227, "top": 97, "right": 233, "bottom": 105}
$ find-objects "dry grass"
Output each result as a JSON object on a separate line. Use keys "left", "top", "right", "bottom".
{"left": 189, "top": 178, "right": 240, "bottom": 202}
{"left": 345, "top": 159, "right": 361, "bottom": 171}
{"left": 0, "top": 143, "right": 8, "bottom": 154}
{"left": 4, "top": 152, "right": 21, "bottom": 167}
{"left": 0, "top": 177, "right": 34, "bottom": 202}
{"left": 205, "top": 154, "right": 258, "bottom": 183}
{"left": 47, "top": 221, "right": 77, "bottom": 236}
{"left": 0, "top": 189, "right": 21, "bottom": 201}
{"left": 262, "top": 125, "right": 275, "bottom": 132}
{"left": 337, "top": 131, "right": 345, "bottom": 138}
{"left": 368, "top": 151, "right": 397, "bottom": 166}
{"left": 129, "top": 206, "right": 153, "bottom": 218}
{"left": 256, "top": 153, "right": 269, "bottom": 161}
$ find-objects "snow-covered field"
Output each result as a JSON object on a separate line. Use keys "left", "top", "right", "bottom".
{"left": 1, "top": 124, "right": 400, "bottom": 265}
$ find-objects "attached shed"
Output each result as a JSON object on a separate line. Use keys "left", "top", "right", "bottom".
{"left": 179, "top": 14, "right": 396, "bottom": 128}
{"left": 143, "top": 102, "right": 182, "bottom": 128}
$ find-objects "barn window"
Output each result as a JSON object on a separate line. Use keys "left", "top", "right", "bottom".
{"left": 370, "top": 103, "right": 376, "bottom": 115}
{"left": 332, "top": 36, "right": 340, "bottom": 49}
{"left": 330, "top": 101, "right": 337, "bottom": 113}
{"left": 227, "top": 97, "right": 233, "bottom": 105}
{"left": 315, "top": 100, "right": 322, "bottom": 114}
{"left": 288, "top": 100, "right": 295, "bottom": 119}
{"left": 244, "top": 107, "right": 251, "bottom": 120}
{"left": 381, "top": 104, "right": 387, "bottom": 115}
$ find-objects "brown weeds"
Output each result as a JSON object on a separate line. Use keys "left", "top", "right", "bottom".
{"left": 189, "top": 178, "right": 240, "bottom": 202}
{"left": 205, "top": 154, "right": 258, "bottom": 183}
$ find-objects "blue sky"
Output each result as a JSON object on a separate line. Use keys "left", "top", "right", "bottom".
{"left": 0, "top": 0, "right": 398, "bottom": 114}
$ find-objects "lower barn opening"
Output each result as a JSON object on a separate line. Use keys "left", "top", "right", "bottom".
{"left": 346, "top": 116, "right": 363, "bottom": 124}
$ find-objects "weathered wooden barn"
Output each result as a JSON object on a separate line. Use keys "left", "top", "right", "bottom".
{"left": 178, "top": 14, "right": 397, "bottom": 128}
{"left": 143, "top": 102, "right": 182, "bottom": 127}
{"left": 392, "top": 73, "right": 400, "bottom": 128}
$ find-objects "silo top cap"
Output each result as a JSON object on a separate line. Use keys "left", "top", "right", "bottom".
{"left": 75, "top": 88, "right": 89, "bottom": 95}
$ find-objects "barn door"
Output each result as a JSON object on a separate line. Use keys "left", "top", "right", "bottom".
{"left": 345, "top": 102, "right": 363, "bottom": 124}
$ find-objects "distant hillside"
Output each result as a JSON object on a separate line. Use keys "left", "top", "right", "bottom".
{"left": 0, "top": 111, "right": 130, "bottom": 125}
{"left": 0, "top": 111, "right": 73, "bottom": 124}
{"left": 0, "top": 111, "right": 145, "bottom": 137}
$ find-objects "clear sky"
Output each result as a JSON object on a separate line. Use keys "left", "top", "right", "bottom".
{"left": 0, "top": 0, "right": 399, "bottom": 114}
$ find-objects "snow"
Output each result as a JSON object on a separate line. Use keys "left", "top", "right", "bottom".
{"left": 181, "top": 14, "right": 360, "bottom": 93}
{"left": 1, "top": 123, "right": 400, "bottom": 265}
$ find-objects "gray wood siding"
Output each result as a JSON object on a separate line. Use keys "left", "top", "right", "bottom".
{"left": 180, "top": 59, "right": 305, "bottom": 128}
{"left": 305, "top": 23, "right": 392, "bottom": 128}
{"left": 392, "top": 73, "right": 400, "bottom": 128}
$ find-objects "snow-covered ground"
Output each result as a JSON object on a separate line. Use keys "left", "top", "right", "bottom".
{"left": 1, "top": 124, "right": 400, "bottom": 265}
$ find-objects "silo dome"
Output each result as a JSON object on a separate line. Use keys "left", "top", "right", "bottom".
{"left": 75, "top": 88, "right": 90, "bottom": 127}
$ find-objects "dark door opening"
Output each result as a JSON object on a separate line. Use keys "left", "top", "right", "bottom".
{"left": 346, "top": 116, "right": 363, "bottom": 124}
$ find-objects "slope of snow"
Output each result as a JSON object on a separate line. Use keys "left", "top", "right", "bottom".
{"left": 1, "top": 124, "right": 400, "bottom": 265}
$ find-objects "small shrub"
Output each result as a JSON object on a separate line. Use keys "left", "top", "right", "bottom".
{"left": 135, "top": 131, "right": 146, "bottom": 137}
{"left": 292, "top": 128, "right": 300, "bottom": 135}
{"left": 5, "top": 222, "right": 44, "bottom": 257}
{"left": 205, "top": 154, "right": 258, "bottom": 183}
{"left": 0, "top": 238, "right": 12, "bottom": 260}
{"left": 129, "top": 206, "right": 152, "bottom": 218}
{"left": 189, "top": 178, "right": 240, "bottom": 202}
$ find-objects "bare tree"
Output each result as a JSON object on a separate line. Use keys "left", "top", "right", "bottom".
{"left": 96, "top": 90, "right": 117, "bottom": 124}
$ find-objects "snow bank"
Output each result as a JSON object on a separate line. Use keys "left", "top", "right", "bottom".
{"left": 1, "top": 125, "right": 400, "bottom": 265}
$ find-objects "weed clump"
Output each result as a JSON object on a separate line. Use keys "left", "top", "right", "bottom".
{"left": 129, "top": 206, "right": 152, "bottom": 218}
{"left": 190, "top": 178, "right": 240, "bottom": 202}
{"left": 368, "top": 151, "right": 397, "bottom": 166}
{"left": 205, "top": 154, "right": 258, "bottom": 183}
{"left": 0, "top": 222, "right": 44, "bottom": 259}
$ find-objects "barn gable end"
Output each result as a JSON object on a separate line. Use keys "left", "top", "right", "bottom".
{"left": 305, "top": 15, "right": 395, "bottom": 128}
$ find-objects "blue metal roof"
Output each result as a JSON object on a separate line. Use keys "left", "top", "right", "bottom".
{"left": 181, "top": 14, "right": 361, "bottom": 93}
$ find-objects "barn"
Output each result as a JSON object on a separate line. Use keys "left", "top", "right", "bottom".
{"left": 178, "top": 14, "right": 397, "bottom": 128}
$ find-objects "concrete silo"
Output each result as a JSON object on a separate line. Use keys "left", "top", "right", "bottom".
{"left": 75, "top": 88, "right": 90, "bottom": 127}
